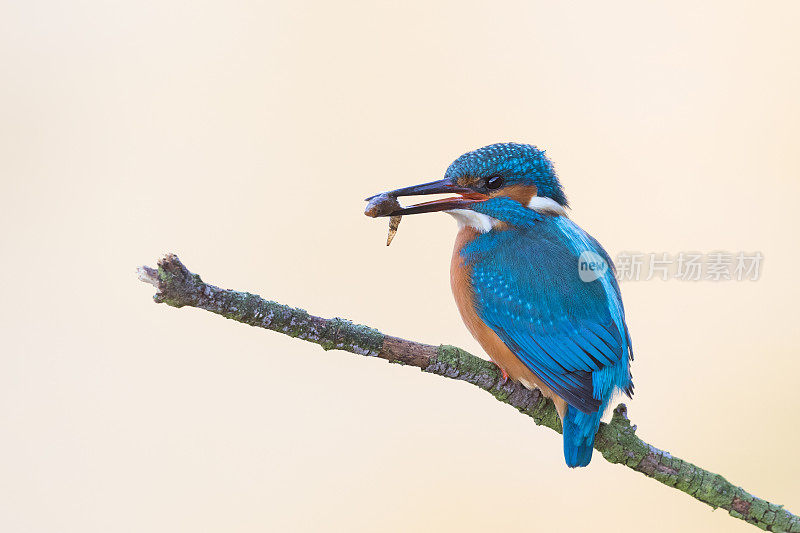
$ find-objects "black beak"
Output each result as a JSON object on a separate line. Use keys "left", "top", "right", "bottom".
{"left": 365, "top": 179, "right": 487, "bottom": 216}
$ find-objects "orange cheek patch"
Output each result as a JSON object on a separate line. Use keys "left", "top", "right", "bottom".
{"left": 456, "top": 175, "right": 480, "bottom": 188}
{"left": 490, "top": 184, "right": 538, "bottom": 205}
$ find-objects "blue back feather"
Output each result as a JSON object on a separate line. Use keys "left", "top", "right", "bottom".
{"left": 461, "top": 198, "right": 633, "bottom": 466}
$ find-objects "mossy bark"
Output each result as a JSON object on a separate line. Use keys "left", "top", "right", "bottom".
{"left": 138, "top": 254, "right": 799, "bottom": 532}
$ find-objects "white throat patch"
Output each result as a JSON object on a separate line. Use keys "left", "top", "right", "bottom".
{"left": 445, "top": 209, "right": 500, "bottom": 233}
{"left": 445, "top": 197, "right": 566, "bottom": 233}
{"left": 527, "top": 196, "right": 568, "bottom": 216}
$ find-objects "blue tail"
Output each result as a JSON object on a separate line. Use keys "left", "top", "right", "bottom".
{"left": 562, "top": 405, "right": 602, "bottom": 468}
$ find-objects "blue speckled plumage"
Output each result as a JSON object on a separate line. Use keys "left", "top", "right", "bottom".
{"left": 373, "top": 142, "right": 634, "bottom": 467}
{"left": 464, "top": 196, "right": 633, "bottom": 467}
{"left": 445, "top": 143, "right": 568, "bottom": 207}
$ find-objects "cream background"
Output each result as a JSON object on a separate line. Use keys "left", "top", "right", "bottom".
{"left": 1, "top": 1, "right": 798, "bottom": 532}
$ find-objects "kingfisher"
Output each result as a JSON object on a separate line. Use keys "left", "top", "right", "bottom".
{"left": 368, "top": 143, "right": 634, "bottom": 467}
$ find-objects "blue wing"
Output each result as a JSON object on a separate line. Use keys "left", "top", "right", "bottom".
{"left": 463, "top": 216, "right": 633, "bottom": 413}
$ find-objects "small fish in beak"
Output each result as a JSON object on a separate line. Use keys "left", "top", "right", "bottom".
{"left": 364, "top": 193, "right": 403, "bottom": 246}
{"left": 364, "top": 193, "right": 401, "bottom": 218}
{"left": 365, "top": 179, "right": 484, "bottom": 216}
{"left": 364, "top": 180, "right": 489, "bottom": 245}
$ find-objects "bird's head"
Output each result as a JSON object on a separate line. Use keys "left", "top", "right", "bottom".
{"left": 370, "top": 143, "right": 567, "bottom": 223}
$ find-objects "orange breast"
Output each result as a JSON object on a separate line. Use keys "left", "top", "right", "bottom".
{"left": 450, "top": 227, "right": 567, "bottom": 419}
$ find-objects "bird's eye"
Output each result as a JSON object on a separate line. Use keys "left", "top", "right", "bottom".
{"left": 486, "top": 176, "right": 504, "bottom": 189}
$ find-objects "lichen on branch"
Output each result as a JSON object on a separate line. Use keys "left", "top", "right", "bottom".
{"left": 138, "top": 254, "right": 799, "bottom": 532}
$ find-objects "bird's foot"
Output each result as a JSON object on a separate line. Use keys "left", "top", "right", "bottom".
{"left": 498, "top": 366, "right": 510, "bottom": 386}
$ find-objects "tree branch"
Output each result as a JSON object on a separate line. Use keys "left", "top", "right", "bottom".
{"left": 137, "top": 254, "right": 798, "bottom": 532}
